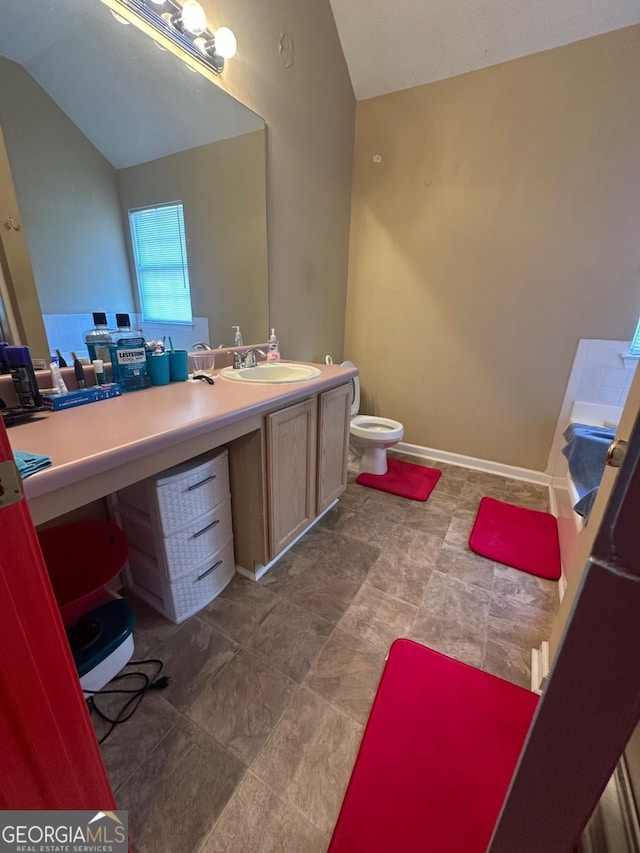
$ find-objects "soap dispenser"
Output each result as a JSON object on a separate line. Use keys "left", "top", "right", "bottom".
{"left": 267, "top": 328, "right": 280, "bottom": 362}
{"left": 232, "top": 325, "right": 243, "bottom": 347}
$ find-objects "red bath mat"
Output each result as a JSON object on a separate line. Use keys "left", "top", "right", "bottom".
{"left": 328, "top": 639, "right": 538, "bottom": 853}
{"left": 469, "top": 496, "right": 561, "bottom": 580}
{"left": 356, "top": 457, "right": 441, "bottom": 501}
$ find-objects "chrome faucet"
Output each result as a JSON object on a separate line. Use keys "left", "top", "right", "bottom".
{"left": 233, "top": 348, "right": 266, "bottom": 369}
{"left": 192, "top": 342, "right": 212, "bottom": 350}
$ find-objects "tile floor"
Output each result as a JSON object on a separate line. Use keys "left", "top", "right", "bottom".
{"left": 92, "top": 453, "right": 558, "bottom": 852}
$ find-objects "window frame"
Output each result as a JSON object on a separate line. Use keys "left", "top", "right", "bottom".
{"left": 128, "top": 200, "right": 193, "bottom": 326}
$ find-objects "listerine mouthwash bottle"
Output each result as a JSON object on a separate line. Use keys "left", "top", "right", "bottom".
{"left": 109, "top": 313, "right": 150, "bottom": 392}
{"left": 83, "top": 312, "right": 116, "bottom": 363}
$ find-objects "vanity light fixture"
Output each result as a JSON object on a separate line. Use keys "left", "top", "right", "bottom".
{"left": 171, "top": 0, "right": 207, "bottom": 35}
{"left": 194, "top": 26, "right": 237, "bottom": 62}
{"left": 115, "top": 0, "right": 236, "bottom": 74}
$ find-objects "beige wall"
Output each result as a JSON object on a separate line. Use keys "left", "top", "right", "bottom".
{"left": 200, "top": 0, "right": 355, "bottom": 362}
{"left": 345, "top": 26, "right": 640, "bottom": 470}
{"left": 117, "top": 131, "right": 268, "bottom": 347}
{"left": 0, "top": 57, "right": 134, "bottom": 316}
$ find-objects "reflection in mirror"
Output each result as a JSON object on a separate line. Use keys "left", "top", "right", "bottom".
{"left": 0, "top": 0, "right": 268, "bottom": 361}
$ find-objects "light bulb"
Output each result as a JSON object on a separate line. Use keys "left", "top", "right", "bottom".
{"left": 213, "top": 27, "right": 237, "bottom": 59}
{"left": 181, "top": 0, "right": 207, "bottom": 35}
{"left": 193, "top": 37, "right": 208, "bottom": 55}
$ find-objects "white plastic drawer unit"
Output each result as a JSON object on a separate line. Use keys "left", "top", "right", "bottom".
{"left": 118, "top": 497, "right": 233, "bottom": 580}
{"left": 117, "top": 448, "right": 230, "bottom": 536}
{"left": 116, "top": 447, "right": 236, "bottom": 621}
{"left": 128, "top": 538, "right": 235, "bottom": 623}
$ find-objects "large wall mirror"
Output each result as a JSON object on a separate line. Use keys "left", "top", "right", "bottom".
{"left": 0, "top": 0, "right": 269, "bottom": 361}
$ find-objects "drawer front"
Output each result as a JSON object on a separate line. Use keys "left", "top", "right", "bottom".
{"left": 155, "top": 450, "right": 230, "bottom": 535}
{"left": 166, "top": 539, "right": 236, "bottom": 622}
{"left": 163, "top": 498, "right": 233, "bottom": 579}
{"left": 126, "top": 539, "right": 235, "bottom": 624}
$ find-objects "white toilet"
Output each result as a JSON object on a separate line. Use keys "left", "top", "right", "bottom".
{"left": 344, "top": 362, "right": 404, "bottom": 475}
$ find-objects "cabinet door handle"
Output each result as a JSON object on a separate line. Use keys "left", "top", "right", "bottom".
{"left": 187, "top": 474, "right": 216, "bottom": 491}
{"left": 197, "top": 559, "right": 223, "bottom": 581}
{"left": 193, "top": 518, "right": 220, "bottom": 538}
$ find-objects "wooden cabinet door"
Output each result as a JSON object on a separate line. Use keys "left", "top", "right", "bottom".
{"left": 266, "top": 397, "right": 317, "bottom": 559}
{"left": 317, "top": 383, "right": 351, "bottom": 514}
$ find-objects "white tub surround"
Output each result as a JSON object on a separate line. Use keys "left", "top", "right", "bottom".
{"left": 545, "top": 338, "right": 633, "bottom": 599}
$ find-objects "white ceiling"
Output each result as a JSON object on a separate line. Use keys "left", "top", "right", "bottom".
{"left": 329, "top": 0, "right": 640, "bottom": 100}
{"left": 0, "top": 0, "right": 263, "bottom": 169}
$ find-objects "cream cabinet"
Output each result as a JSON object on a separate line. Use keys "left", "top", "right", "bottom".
{"left": 263, "top": 383, "right": 351, "bottom": 561}
{"left": 266, "top": 397, "right": 318, "bottom": 559}
{"left": 316, "top": 382, "right": 351, "bottom": 514}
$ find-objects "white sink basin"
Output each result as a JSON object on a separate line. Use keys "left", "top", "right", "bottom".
{"left": 218, "top": 363, "right": 322, "bottom": 383}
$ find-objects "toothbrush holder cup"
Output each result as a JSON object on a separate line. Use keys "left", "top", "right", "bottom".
{"left": 169, "top": 349, "right": 189, "bottom": 382}
{"left": 147, "top": 352, "right": 170, "bottom": 386}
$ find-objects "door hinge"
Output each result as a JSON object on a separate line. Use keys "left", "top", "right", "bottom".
{"left": 0, "top": 459, "right": 23, "bottom": 509}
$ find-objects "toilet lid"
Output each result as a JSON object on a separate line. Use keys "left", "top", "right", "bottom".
{"left": 342, "top": 361, "right": 359, "bottom": 417}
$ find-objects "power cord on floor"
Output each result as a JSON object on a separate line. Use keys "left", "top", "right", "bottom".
{"left": 85, "top": 658, "right": 170, "bottom": 744}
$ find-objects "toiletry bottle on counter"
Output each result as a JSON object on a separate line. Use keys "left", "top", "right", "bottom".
{"left": 83, "top": 312, "right": 115, "bottom": 362}
{"left": 109, "top": 314, "right": 150, "bottom": 392}
{"left": 49, "top": 357, "right": 68, "bottom": 394}
{"left": 233, "top": 325, "right": 243, "bottom": 347}
{"left": 115, "top": 313, "right": 145, "bottom": 341}
{"left": 267, "top": 328, "right": 280, "bottom": 362}
{"left": 0, "top": 342, "right": 9, "bottom": 374}
{"left": 6, "top": 345, "right": 43, "bottom": 407}
{"left": 92, "top": 359, "right": 106, "bottom": 385}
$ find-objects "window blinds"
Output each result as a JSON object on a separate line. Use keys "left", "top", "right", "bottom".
{"left": 129, "top": 202, "right": 193, "bottom": 324}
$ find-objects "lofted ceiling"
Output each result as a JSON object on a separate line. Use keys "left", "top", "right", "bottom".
{"left": 329, "top": 0, "right": 640, "bottom": 100}
{"left": 0, "top": 0, "right": 262, "bottom": 169}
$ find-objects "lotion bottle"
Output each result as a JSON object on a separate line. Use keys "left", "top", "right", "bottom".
{"left": 49, "top": 357, "right": 68, "bottom": 394}
{"left": 232, "top": 325, "right": 243, "bottom": 347}
{"left": 267, "top": 328, "right": 280, "bottom": 362}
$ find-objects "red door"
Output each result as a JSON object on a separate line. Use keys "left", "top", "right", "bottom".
{"left": 0, "top": 417, "right": 115, "bottom": 809}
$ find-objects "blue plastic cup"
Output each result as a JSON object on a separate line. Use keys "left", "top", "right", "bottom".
{"left": 169, "top": 349, "right": 189, "bottom": 382}
{"left": 147, "top": 352, "right": 170, "bottom": 386}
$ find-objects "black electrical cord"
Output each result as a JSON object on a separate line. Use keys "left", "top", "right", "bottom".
{"left": 85, "top": 658, "right": 170, "bottom": 744}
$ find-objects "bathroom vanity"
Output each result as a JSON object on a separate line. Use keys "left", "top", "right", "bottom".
{"left": 7, "top": 361, "right": 356, "bottom": 582}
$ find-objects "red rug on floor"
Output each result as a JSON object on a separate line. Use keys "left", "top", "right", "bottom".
{"left": 329, "top": 640, "right": 538, "bottom": 853}
{"left": 356, "top": 457, "right": 441, "bottom": 501}
{"left": 469, "top": 496, "right": 561, "bottom": 581}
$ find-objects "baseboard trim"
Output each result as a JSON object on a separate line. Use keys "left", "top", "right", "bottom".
{"left": 395, "top": 441, "right": 551, "bottom": 485}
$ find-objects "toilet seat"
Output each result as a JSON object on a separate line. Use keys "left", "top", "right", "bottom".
{"left": 351, "top": 415, "right": 404, "bottom": 441}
